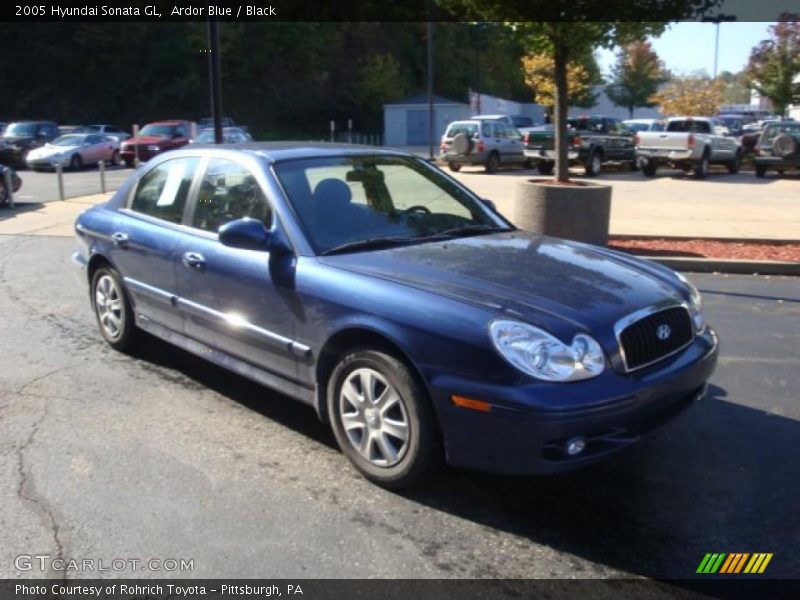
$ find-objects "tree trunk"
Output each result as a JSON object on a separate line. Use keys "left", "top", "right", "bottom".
{"left": 552, "top": 33, "right": 570, "bottom": 183}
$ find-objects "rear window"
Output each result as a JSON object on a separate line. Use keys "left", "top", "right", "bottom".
{"left": 446, "top": 123, "right": 478, "bottom": 138}
{"left": 666, "top": 120, "right": 711, "bottom": 134}
{"left": 568, "top": 118, "right": 604, "bottom": 132}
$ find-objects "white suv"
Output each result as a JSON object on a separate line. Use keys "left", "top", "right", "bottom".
{"left": 439, "top": 119, "right": 528, "bottom": 173}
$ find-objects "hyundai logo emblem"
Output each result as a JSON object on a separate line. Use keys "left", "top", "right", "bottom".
{"left": 656, "top": 324, "right": 672, "bottom": 341}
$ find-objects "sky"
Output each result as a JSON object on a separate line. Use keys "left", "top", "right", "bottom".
{"left": 596, "top": 22, "right": 774, "bottom": 78}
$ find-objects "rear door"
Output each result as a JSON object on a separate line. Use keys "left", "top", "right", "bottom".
{"left": 113, "top": 155, "right": 200, "bottom": 333}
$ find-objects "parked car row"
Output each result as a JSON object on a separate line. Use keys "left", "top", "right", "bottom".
{"left": 439, "top": 113, "right": 800, "bottom": 179}
{"left": 0, "top": 118, "right": 252, "bottom": 171}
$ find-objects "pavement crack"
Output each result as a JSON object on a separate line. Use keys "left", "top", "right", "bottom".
{"left": 16, "top": 364, "right": 81, "bottom": 395}
{"left": 15, "top": 396, "right": 67, "bottom": 579}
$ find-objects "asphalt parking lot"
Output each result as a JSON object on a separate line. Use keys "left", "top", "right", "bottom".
{"left": 1, "top": 232, "right": 798, "bottom": 580}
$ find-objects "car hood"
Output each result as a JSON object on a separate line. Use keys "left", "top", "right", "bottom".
{"left": 123, "top": 136, "right": 168, "bottom": 145}
{"left": 319, "top": 231, "right": 686, "bottom": 337}
{"left": 28, "top": 144, "right": 78, "bottom": 157}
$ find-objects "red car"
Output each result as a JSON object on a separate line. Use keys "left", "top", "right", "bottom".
{"left": 120, "top": 120, "right": 194, "bottom": 167}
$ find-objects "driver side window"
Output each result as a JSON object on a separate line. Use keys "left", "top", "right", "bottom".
{"left": 192, "top": 158, "right": 271, "bottom": 233}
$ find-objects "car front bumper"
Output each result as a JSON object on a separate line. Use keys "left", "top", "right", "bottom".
{"left": 27, "top": 156, "right": 71, "bottom": 169}
{"left": 430, "top": 326, "right": 719, "bottom": 475}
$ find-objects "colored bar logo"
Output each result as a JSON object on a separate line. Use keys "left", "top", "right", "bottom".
{"left": 696, "top": 553, "right": 773, "bottom": 574}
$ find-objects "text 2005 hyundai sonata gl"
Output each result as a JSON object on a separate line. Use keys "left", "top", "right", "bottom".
{"left": 73, "top": 143, "right": 718, "bottom": 488}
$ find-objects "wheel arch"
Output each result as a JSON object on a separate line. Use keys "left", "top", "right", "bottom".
{"left": 314, "top": 325, "right": 432, "bottom": 426}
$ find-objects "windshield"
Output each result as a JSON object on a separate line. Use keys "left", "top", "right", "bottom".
{"left": 4, "top": 123, "right": 38, "bottom": 137}
{"left": 761, "top": 122, "right": 800, "bottom": 143}
{"left": 274, "top": 155, "right": 509, "bottom": 254}
{"left": 139, "top": 124, "right": 176, "bottom": 138}
{"left": 51, "top": 135, "right": 85, "bottom": 146}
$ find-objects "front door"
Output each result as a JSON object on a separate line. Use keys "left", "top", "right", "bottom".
{"left": 174, "top": 157, "right": 299, "bottom": 381}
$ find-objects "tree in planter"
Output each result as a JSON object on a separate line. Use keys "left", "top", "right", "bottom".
{"left": 745, "top": 18, "right": 800, "bottom": 118}
{"left": 438, "top": 0, "right": 722, "bottom": 182}
{"left": 521, "top": 51, "right": 602, "bottom": 120}
{"left": 606, "top": 40, "right": 669, "bottom": 119}
{"left": 650, "top": 74, "right": 725, "bottom": 116}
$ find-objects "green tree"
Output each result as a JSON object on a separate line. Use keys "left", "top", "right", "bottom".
{"left": 745, "top": 17, "right": 800, "bottom": 117}
{"left": 606, "top": 40, "right": 669, "bottom": 118}
{"left": 439, "top": 1, "right": 722, "bottom": 181}
{"left": 650, "top": 74, "right": 725, "bottom": 116}
{"left": 718, "top": 70, "right": 752, "bottom": 105}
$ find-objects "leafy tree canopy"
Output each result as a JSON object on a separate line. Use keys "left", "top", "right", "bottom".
{"left": 745, "top": 17, "right": 800, "bottom": 117}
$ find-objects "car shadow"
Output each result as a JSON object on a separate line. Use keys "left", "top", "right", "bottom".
{"left": 399, "top": 384, "right": 799, "bottom": 579}
{"left": 126, "top": 337, "right": 799, "bottom": 579}
{"left": 0, "top": 201, "right": 46, "bottom": 220}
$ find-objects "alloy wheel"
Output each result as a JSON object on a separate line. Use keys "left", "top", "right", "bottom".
{"left": 94, "top": 274, "right": 124, "bottom": 340}
{"left": 338, "top": 367, "right": 410, "bottom": 467}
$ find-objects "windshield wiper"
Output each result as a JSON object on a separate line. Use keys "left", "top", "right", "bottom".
{"left": 429, "top": 224, "right": 513, "bottom": 239}
{"left": 321, "top": 236, "right": 419, "bottom": 256}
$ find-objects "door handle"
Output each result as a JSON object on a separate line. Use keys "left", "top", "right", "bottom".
{"left": 181, "top": 252, "right": 206, "bottom": 270}
{"left": 111, "top": 232, "right": 129, "bottom": 247}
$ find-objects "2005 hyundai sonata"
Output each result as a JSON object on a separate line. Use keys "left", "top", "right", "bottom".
{"left": 73, "top": 143, "right": 718, "bottom": 488}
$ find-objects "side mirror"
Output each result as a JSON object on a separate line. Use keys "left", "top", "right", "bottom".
{"left": 481, "top": 198, "right": 497, "bottom": 212}
{"left": 218, "top": 217, "right": 291, "bottom": 255}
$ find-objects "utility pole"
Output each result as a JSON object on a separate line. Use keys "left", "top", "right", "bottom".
{"left": 427, "top": 1, "right": 434, "bottom": 160}
{"left": 207, "top": 19, "right": 224, "bottom": 144}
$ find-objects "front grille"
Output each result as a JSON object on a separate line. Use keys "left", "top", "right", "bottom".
{"left": 618, "top": 306, "right": 693, "bottom": 371}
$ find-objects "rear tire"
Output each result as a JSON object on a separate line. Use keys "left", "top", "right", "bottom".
{"left": 485, "top": 152, "right": 500, "bottom": 174}
{"left": 70, "top": 154, "right": 83, "bottom": 171}
{"left": 726, "top": 152, "right": 741, "bottom": 174}
{"left": 124, "top": 158, "right": 134, "bottom": 168}
{"left": 537, "top": 161, "right": 554, "bottom": 176}
{"left": 448, "top": 162, "right": 461, "bottom": 172}
{"left": 327, "top": 348, "right": 441, "bottom": 489}
{"left": 693, "top": 153, "right": 709, "bottom": 179}
{"left": 111, "top": 150, "right": 121, "bottom": 167}
{"left": 584, "top": 150, "right": 602, "bottom": 177}
{"left": 91, "top": 266, "right": 138, "bottom": 352}
{"left": 0, "top": 181, "right": 8, "bottom": 207}
{"left": 642, "top": 160, "right": 657, "bottom": 177}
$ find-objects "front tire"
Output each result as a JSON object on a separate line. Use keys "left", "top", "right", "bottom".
{"left": 448, "top": 162, "right": 461, "bottom": 172}
{"left": 537, "top": 161, "right": 554, "bottom": 176}
{"left": 70, "top": 154, "right": 83, "bottom": 171}
{"left": 327, "top": 349, "right": 440, "bottom": 489}
{"left": 755, "top": 164, "right": 767, "bottom": 178}
{"left": 91, "top": 266, "right": 138, "bottom": 352}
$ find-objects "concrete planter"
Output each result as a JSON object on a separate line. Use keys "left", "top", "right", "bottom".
{"left": 512, "top": 179, "right": 612, "bottom": 246}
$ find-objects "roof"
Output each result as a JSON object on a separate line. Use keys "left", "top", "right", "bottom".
{"left": 145, "top": 120, "right": 192, "bottom": 125}
{"left": 384, "top": 94, "right": 465, "bottom": 106}
{"left": 185, "top": 141, "right": 412, "bottom": 162}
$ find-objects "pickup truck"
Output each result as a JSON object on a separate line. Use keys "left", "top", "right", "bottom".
{"left": 635, "top": 117, "right": 741, "bottom": 178}
{"left": 521, "top": 116, "right": 636, "bottom": 176}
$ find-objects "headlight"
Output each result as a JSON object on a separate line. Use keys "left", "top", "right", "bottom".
{"left": 489, "top": 320, "right": 605, "bottom": 382}
{"left": 147, "top": 144, "right": 160, "bottom": 152}
{"left": 676, "top": 273, "right": 704, "bottom": 332}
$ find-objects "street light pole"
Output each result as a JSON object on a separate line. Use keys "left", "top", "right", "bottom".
{"left": 427, "top": 2, "right": 434, "bottom": 160}
{"left": 701, "top": 14, "right": 736, "bottom": 78}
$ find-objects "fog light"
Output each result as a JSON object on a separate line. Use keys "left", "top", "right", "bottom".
{"left": 565, "top": 437, "right": 587, "bottom": 456}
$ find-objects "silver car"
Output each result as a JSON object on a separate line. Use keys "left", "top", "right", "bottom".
{"left": 439, "top": 119, "right": 528, "bottom": 173}
{"left": 26, "top": 133, "right": 121, "bottom": 170}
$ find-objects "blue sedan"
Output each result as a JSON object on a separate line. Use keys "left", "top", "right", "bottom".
{"left": 73, "top": 143, "right": 718, "bottom": 488}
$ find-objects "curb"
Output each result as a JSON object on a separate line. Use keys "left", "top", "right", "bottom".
{"left": 612, "top": 234, "right": 800, "bottom": 244}
{"left": 638, "top": 256, "right": 800, "bottom": 276}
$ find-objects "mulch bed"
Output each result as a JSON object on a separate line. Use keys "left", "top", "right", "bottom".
{"left": 608, "top": 237, "right": 800, "bottom": 262}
